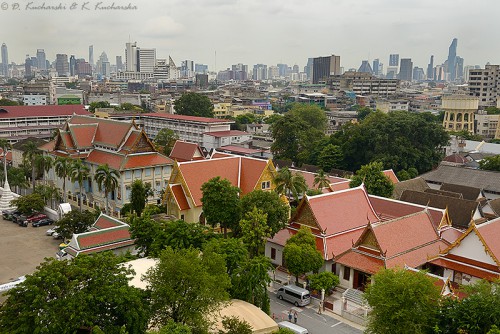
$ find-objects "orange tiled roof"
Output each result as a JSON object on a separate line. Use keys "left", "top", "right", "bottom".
{"left": 170, "top": 140, "right": 205, "bottom": 162}
{"left": 440, "top": 227, "right": 464, "bottom": 244}
{"left": 68, "top": 123, "right": 97, "bottom": 149}
{"left": 329, "top": 180, "right": 351, "bottom": 192}
{"left": 383, "top": 169, "right": 399, "bottom": 184}
{"left": 476, "top": 217, "right": 500, "bottom": 264}
{"left": 122, "top": 153, "right": 173, "bottom": 169}
{"left": 93, "top": 214, "right": 126, "bottom": 229}
{"left": 429, "top": 257, "right": 500, "bottom": 281}
{"left": 385, "top": 240, "right": 447, "bottom": 268}
{"left": 86, "top": 150, "right": 123, "bottom": 170}
{"left": 324, "top": 228, "right": 365, "bottom": 260}
{"left": 240, "top": 157, "right": 269, "bottom": 194}
{"left": 170, "top": 184, "right": 190, "bottom": 211}
{"left": 120, "top": 130, "right": 141, "bottom": 152}
{"left": 291, "top": 169, "right": 349, "bottom": 189}
{"left": 335, "top": 250, "right": 385, "bottom": 274}
{"left": 69, "top": 115, "right": 133, "bottom": 148}
{"left": 300, "top": 187, "right": 380, "bottom": 235}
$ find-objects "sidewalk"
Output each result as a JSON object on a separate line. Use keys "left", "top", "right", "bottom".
{"left": 270, "top": 269, "right": 366, "bottom": 332}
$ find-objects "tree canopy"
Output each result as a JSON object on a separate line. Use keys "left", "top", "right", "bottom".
{"left": 130, "top": 179, "right": 152, "bottom": 217}
{"left": 283, "top": 226, "right": 323, "bottom": 283}
{"left": 55, "top": 209, "right": 95, "bottom": 240}
{"left": 479, "top": 155, "right": 500, "bottom": 171}
{"left": 349, "top": 161, "right": 394, "bottom": 198}
{"left": 273, "top": 167, "right": 307, "bottom": 202}
{"left": 174, "top": 92, "right": 214, "bottom": 118}
{"left": 308, "top": 271, "right": 340, "bottom": 294}
{"left": 11, "top": 193, "right": 45, "bottom": 214}
{"left": 146, "top": 247, "right": 230, "bottom": 333}
{"left": 201, "top": 176, "right": 241, "bottom": 237}
{"left": 153, "top": 128, "right": 179, "bottom": 156}
{"left": 364, "top": 268, "right": 441, "bottom": 334}
{"left": 0, "top": 253, "right": 149, "bottom": 334}
{"left": 239, "top": 207, "right": 270, "bottom": 258}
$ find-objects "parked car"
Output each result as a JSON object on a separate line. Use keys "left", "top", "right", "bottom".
{"left": 2, "top": 208, "right": 19, "bottom": 221}
{"left": 32, "top": 218, "right": 54, "bottom": 227}
{"left": 52, "top": 231, "right": 63, "bottom": 239}
{"left": 11, "top": 211, "right": 24, "bottom": 224}
{"left": 18, "top": 212, "right": 48, "bottom": 227}
{"left": 46, "top": 226, "right": 59, "bottom": 236}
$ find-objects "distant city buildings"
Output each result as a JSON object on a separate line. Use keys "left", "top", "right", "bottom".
{"left": 399, "top": 58, "right": 413, "bottom": 81}
{"left": 312, "top": 55, "right": 341, "bottom": 84}
{"left": 1, "top": 43, "right": 8, "bottom": 77}
{"left": 55, "top": 54, "right": 69, "bottom": 77}
{"left": 468, "top": 64, "right": 500, "bottom": 107}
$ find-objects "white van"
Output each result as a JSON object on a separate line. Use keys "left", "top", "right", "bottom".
{"left": 277, "top": 285, "right": 311, "bottom": 306}
{"left": 278, "top": 321, "right": 309, "bottom": 334}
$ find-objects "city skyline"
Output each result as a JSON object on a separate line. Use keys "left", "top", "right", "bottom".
{"left": 2, "top": 0, "right": 499, "bottom": 71}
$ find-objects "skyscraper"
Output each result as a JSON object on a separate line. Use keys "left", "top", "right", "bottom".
{"left": 125, "top": 42, "right": 137, "bottom": 72}
{"left": 1, "top": 43, "right": 8, "bottom": 77}
{"left": 24, "top": 55, "right": 32, "bottom": 79}
{"left": 372, "top": 59, "right": 380, "bottom": 76}
{"left": 116, "top": 56, "right": 123, "bottom": 72}
{"left": 447, "top": 38, "right": 457, "bottom": 81}
{"left": 36, "top": 49, "right": 47, "bottom": 70}
{"left": 456, "top": 56, "right": 464, "bottom": 81}
{"left": 69, "top": 55, "right": 76, "bottom": 76}
{"left": 389, "top": 54, "right": 399, "bottom": 67}
{"left": 399, "top": 58, "right": 413, "bottom": 81}
{"left": 55, "top": 54, "right": 69, "bottom": 76}
{"left": 312, "top": 55, "right": 341, "bottom": 84}
{"left": 137, "top": 48, "right": 156, "bottom": 73}
{"left": 89, "top": 45, "right": 94, "bottom": 66}
{"left": 96, "top": 52, "right": 110, "bottom": 77}
{"left": 427, "top": 55, "right": 434, "bottom": 80}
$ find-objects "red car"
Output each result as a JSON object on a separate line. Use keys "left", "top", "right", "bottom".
{"left": 19, "top": 212, "right": 48, "bottom": 227}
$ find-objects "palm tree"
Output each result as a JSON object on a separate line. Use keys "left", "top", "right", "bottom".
{"left": 34, "top": 155, "right": 53, "bottom": 184}
{"left": 273, "top": 167, "right": 307, "bottom": 202}
{"left": 8, "top": 167, "right": 29, "bottom": 194}
{"left": 313, "top": 169, "right": 331, "bottom": 190}
{"left": 22, "top": 140, "right": 42, "bottom": 191}
{"left": 34, "top": 184, "right": 62, "bottom": 209}
{"left": 54, "top": 157, "right": 72, "bottom": 202}
{"left": 94, "top": 164, "right": 120, "bottom": 214}
{"left": 70, "top": 159, "right": 90, "bottom": 212}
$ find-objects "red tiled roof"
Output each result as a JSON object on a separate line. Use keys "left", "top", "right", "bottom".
{"left": 268, "top": 228, "right": 294, "bottom": 246}
{"left": 0, "top": 105, "right": 90, "bottom": 118}
{"left": 143, "top": 112, "right": 231, "bottom": 124}
{"left": 77, "top": 227, "right": 131, "bottom": 250}
{"left": 477, "top": 217, "right": 500, "bottom": 263}
{"left": 372, "top": 211, "right": 440, "bottom": 258}
{"left": 440, "top": 227, "right": 464, "bottom": 244}
{"left": 335, "top": 250, "right": 385, "bottom": 274}
{"left": 170, "top": 140, "right": 204, "bottom": 162}
{"left": 204, "top": 130, "right": 249, "bottom": 137}
{"left": 383, "top": 169, "right": 399, "bottom": 184}
{"left": 329, "top": 180, "right": 351, "bottom": 192}
{"left": 211, "top": 152, "right": 234, "bottom": 159}
{"left": 86, "top": 150, "right": 124, "bottom": 170}
{"left": 120, "top": 130, "right": 141, "bottom": 152}
{"left": 385, "top": 241, "right": 447, "bottom": 268}
{"left": 69, "top": 124, "right": 97, "bottom": 148}
{"left": 171, "top": 184, "right": 190, "bottom": 211}
{"left": 240, "top": 157, "right": 268, "bottom": 194}
{"left": 302, "top": 187, "right": 379, "bottom": 235}
{"left": 429, "top": 257, "right": 500, "bottom": 281}
{"left": 291, "top": 169, "right": 349, "bottom": 189}
{"left": 39, "top": 140, "right": 55, "bottom": 152}
{"left": 369, "top": 195, "right": 445, "bottom": 228}
{"left": 219, "top": 146, "right": 263, "bottom": 155}
{"left": 123, "top": 153, "right": 173, "bottom": 169}
{"left": 324, "top": 228, "right": 364, "bottom": 260}
{"left": 93, "top": 214, "right": 125, "bottom": 229}
{"left": 69, "top": 115, "right": 133, "bottom": 148}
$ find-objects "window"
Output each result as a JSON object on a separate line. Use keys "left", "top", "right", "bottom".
{"left": 271, "top": 247, "right": 276, "bottom": 260}
{"left": 155, "top": 167, "right": 161, "bottom": 175}
{"left": 343, "top": 266, "right": 351, "bottom": 281}
{"left": 145, "top": 168, "right": 151, "bottom": 177}
{"left": 134, "top": 169, "right": 141, "bottom": 178}
{"left": 261, "top": 181, "right": 271, "bottom": 190}
{"left": 125, "top": 171, "right": 132, "bottom": 179}
{"left": 331, "top": 263, "right": 337, "bottom": 274}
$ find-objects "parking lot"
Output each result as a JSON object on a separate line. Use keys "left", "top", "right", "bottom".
{"left": 0, "top": 217, "right": 61, "bottom": 285}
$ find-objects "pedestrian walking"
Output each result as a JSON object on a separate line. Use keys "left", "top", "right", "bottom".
{"left": 293, "top": 310, "right": 298, "bottom": 324}
{"left": 318, "top": 300, "right": 323, "bottom": 314}
{"left": 288, "top": 310, "right": 293, "bottom": 322}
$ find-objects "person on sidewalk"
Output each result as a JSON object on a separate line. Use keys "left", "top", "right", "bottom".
{"left": 293, "top": 310, "right": 298, "bottom": 324}
{"left": 288, "top": 310, "right": 293, "bottom": 322}
{"left": 318, "top": 300, "right": 323, "bottom": 314}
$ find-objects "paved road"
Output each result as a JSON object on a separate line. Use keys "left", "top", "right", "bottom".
{"left": 270, "top": 292, "right": 363, "bottom": 334}
{"left": 0, "top": 217, "right": 60, "bottom": 284}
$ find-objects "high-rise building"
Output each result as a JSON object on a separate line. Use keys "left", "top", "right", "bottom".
{"left": 231, "top": 63, "right": 247, "bottom": 81}
{"left": 427, "top": 55, "right": 434, "bottom": 80}
{"left": 312, "top": 55, "right": 341, "bottom": 84}
{"left": 413, "top": 67, "right": 425, "bottom": 81}
{"left": 116, "top": 56, "right": 123, "bottom": 72}
{"left": 468, "top": 64, "right": 500, "bottom": 107}
{"left": 304, "top": 58, "right": 313, "bottom": 80}
{"left": 447, "top": 38, "right": 458, "bottom": 81}
{"left": 277, "top": 64, "right": 288, "bottom": 77}
{"left": 292, "top": 64, "right": 299, "bottom": 74}
{"left": 55, "top": 54, "right": 69, "bottom": 76}
{"left": 24, "top": 55, "right": 32, "bottom": 79}
{"left": 399, "top": 58, "right": 413, "bottom": 81}
{"left": 69, "top": 55, "right": 76, "bottom": 76}
{"left": 76, "top": 59, "right": 92, "bottom": 77}
{"left": 137, "top": 48, "right": 156, "bottom": 73}
{"left": 125, "top": 42, "right": 137, "bottom": 72}
{"left": 386, "top": 67, "right": 398, "bottom": 79}
{"left": 195, "top": 64, "right": 208, "bottom": 74}
{"left": 358, "top": 60, "right": 373, "bottom": 73}
{"left": 89, "top": 45, "right": 94, "bottom": 66}
{"left": 181, "top": 60, "right": 194, "bottom": 77}
{"left": 1, "top": 43, "right": 8, "bottom": 77}
{"left": 252, "top": 64, "right": 267, "bottom": 80}
{"left": 456, "top": 56, "right": 464, "bottom": 81}
{"left": 372, "top": 59, "right": 380, "bottom": 76}
{"left": 36, "top": 49, "right": 47, "bottom": 70}
{"left": 96, "top": 52, "right": 110, "bottom": 77}
{"left": 389, "top": 54, "right": 399, "bottom": 67}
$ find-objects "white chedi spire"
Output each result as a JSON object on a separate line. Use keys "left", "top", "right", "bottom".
{"left": 0, "top": 150, "right": 19, "bottom": 213}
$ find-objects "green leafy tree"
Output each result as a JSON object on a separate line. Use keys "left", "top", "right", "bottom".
{"left": 240, "top": 207, "right": 271, "bottom": 258}
{"left": 0, "top": 253, "right": 149, "bottom": 334}
{"left": 34, "top": 155, "right": 53, "bottom": 184}
{"left": 356, "top": 106, "right": 373, "bottom": 121}
{"left": 201, "top": 176, "right": 241, "bottom": 238}
{"left": 34, "top": 184, "right": 61, "bottom": 209}
{"left": 7, "top": 166, "right": 28, "bottom": 193}
{"left": 89, "top": 101, "right": 111, "bottom": 112}
{"left": 350, "top": 161, "right": 394, "bottom": 198}
{"left": 148, "top": 320, "right": 192, "bottom": 334}
{"left": 436, "top": 280, "right": 500, "bottom": 334}
{"left": 240, "top": 190, "right": 289, "bottom": 238}
{"left": 272, "top": 329, "right": 295, "bottom": 334}
{"left": 174, "top": 92, "right": 214, "bottom": 117}
{"left": 270, "top": 113, "right": 305, "bottom": 163}
{"left": 273, "top": 167, "right": 307, "bottom": 202}
{"left": 161, "top": 219, "right": 212, "bottom": 252}
{"left": 317, "top": 144, "right": 343, "bottom": 172}
{"left": 22, "top": 140, "right": 42, "bottom": 191}
{"left": 204, "top": 237, "right": 248, "bottom": 277}
{"left": 218, "top": 316, "right": 253, "bottom": 334}
{"left": 94, "top": 163, "right": 120, "bottom": 214}
{"left": 153, "top": 128, "right": 179, "bottom": 156}
{"left": 11, "top": 193, "right": 45, "bottom": 214}
{"left": 283, "top": 226, "right": 323, "bottom": 283}
{"left": 0, "top": 98, "right": 19, "bottom": 106}
{"left": 231, "top": 256, "right": 273, "bottom": 314}
{"left": 479, "top": 155, "right": 500, "bottom": 171}
{"left": 130, "top": 179, "right": 152, "bottom": 217}
{"left": 364, "top": 268, "right": 441, "bottom": 334}
{"left": 54, "top": 156, "right": 72, "bottom": 202}
{"left": 308, "top": 271, "right": 339, "bottom": 293}
{"left": 70, "top": 159, "right": 90, "bottom": 212}
{"left": 146, "top": 247, "right": 230, "bottom": 332}
{"left": 128, "top": 215, "right": 162, "bottom": 257}
{"left": 55, "top": 209, "right": 95, "bottom": 240}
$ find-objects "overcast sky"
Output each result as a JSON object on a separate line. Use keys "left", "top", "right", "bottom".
{"left": 2, "top": 0, "right": 498, "bottom": 71}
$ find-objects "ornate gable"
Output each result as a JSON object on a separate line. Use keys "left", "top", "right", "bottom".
{"left": 293, "top": 200, "right": 321, "bottom": 230}
{"left": 256, "top": 160, "right": 278, "bottom": 191}
{"left": 130, "top": 131, "right": 156, "bottom": 153}
{"left": 356, "top": 226, "right": 382, "bottom": 253}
